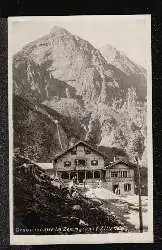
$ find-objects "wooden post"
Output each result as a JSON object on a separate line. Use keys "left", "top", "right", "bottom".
{"left": 84, "top": 171, "right": 86, "bottom": 188}
{"left": 53, "top": 160, "right": 56, "bottom": 177}
{"left": 76, "top": 171, "right": 78, "bottom": 183}
{"left": 53, "top": 160, "right": 58, "bottom": 178}
{"left": 135, "top": 156, "right": 143, "bottom": 233}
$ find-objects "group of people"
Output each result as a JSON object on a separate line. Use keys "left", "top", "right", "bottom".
{"left": 69, "top": 177, "right": 103, "bottom": 188}
{"left": 68, "top": 176, "right": 105, "bottom": 198}
{"left": 96, "top": 179, "right": 102, "bottom": 188}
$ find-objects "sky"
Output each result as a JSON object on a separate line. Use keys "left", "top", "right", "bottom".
{"left": 9, "top": 15, "right": 151, "bottom": 68}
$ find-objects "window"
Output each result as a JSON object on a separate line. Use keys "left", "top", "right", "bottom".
{"left": 122, "top": 171, "right": 127, "bottom": 178}
{"left": 86, "top": 171, "right": 93, "bottom": 179}
{"left": 85, "top": 148, "right": 91, "bottom": 154}
{"left": 64, "top": 161, "right": 71, "bottom": 167}
{"left": 75, "top": 159, "right": 86, "bottom": 166}
{"left": 124, "top": 183, "right": 131, "bottom": 192}
{"left": 94, "top": 171, "right": 100, "bottom": 178}
{"left": 111, "top": 171, "right": 128, "bottom": 178}
{"left": 91, "top": 160, "right": 98, "bottom": 166}
{"left": 123, "top": 171, "right": 127, "bottom": 178}
{"left": 61, "top": 172, "right": 69, "bottom": 179}
{"left": 111, "top": 171, "right": 119, "bottom": 178}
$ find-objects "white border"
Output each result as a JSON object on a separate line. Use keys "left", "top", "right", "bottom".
{"left": 8, "top": 15, "right": 150, "bottom": 22}
{"left": 8, "top": 15, "right": 153, "bottom": 245}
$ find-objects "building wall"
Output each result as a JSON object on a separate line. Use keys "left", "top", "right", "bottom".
{"left": 105, "top": 163, "right": 135, "bottom": 194}
{"left": 55, "top": 144, "right": 104, "bottom": 172}
{"left": 50, "top": 144, "right": 135, "bottom": 195}
{"left": 105, "top": 163, "right": 134, "bottom": 178}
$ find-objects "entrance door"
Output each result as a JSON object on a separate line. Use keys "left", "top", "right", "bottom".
{"left": 70, "top": 171, "right": 77, "bottom": 180}
{"left": 78, "top": 171, "right": 85, "bottom": 183}
{"left": 113, "top": 184, "right": 119, "bottom": 194}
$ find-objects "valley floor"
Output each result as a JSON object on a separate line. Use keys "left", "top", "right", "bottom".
{"left": 84, "top": 186, "right": 148, "bottom": 232}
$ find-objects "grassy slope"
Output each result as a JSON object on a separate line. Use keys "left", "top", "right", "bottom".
{"left": 14, "top": 155, "right": 126, "bottom": 234}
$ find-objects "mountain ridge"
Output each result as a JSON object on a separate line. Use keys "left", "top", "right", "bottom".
{"left": 100, "top": 44, "right": 146, "bottom": 76}
{"left": 13, "top": 26, "right": 147, "bottom": 165}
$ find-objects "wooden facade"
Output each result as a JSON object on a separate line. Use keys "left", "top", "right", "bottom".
{"left": 104, "top": 161, "right": 135, "bottom": 194}
{"left": 39, "top": 141, "right": 135, "bottom": 195}
{"left": 53, "top": 141, "right": 105, "bottom": 184}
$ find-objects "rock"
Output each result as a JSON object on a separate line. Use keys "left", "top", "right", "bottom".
{"left": 72, "top": 205, "right": 82, "bottom": 211}
{"left": 79, "top": 219, "right": 88, "bottom": 226}
{"left": 91, "top": 198, "right": 103, "bottom": 206}
{"left": 71, "top": 191, "right": 79, "bottom": 199}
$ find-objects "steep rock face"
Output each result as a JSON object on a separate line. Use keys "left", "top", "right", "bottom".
{"left": 100, "top": 44, "right": 147, "bottom": 100}
{"left": 13, "top": 26, "right": 136, "bottom": 105}
{"left": 13, "top": 95, "right": 69, "bottom": 161}
{"left": 13, "top": 26, "right": 104, "bottom": 103}
{"left": 13, "top": 26, "right": 147, "bottom": 165}
{"left": 100, "top": 44, "right": 146, "bottom": 77}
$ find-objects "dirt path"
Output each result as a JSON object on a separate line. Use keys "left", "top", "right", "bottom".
{"left": 81, "top": 187, "right": 144, "bottom": 232}
{"left": 99, "top": 198, "right": 137, "bottom": 232}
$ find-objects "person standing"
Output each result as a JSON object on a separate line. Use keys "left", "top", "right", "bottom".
{"left": 83, "top": 178, "right": 86, "bottom": 189}
{"left": 99, "top": 179, "right": 102, "bottom": 188}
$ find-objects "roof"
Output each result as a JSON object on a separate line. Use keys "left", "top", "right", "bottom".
{"left": 14, "top": 154, "right": 53, "bottom": 170}
{"left": 36, "top": 163, "right": 53, "bottom": 170}
{"left": 106, "top": 160, "right": 136, "bottom": 169}
{"left": 54, "top": 140, "right": 107, "bottom": 161}
{"left": 14, "top": 154, "right": 47, "bottom": 173}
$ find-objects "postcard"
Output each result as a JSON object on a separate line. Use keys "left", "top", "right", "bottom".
{"left": 8, "top": 15, "right": 153, "bottom": 245}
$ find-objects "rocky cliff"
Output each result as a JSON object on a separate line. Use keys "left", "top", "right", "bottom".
{"left": 13, "top": 26, "right": 147, "bottom": 165}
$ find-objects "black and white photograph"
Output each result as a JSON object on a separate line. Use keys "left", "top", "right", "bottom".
{"left": 8, "top": 15, "right": 153, "bottom": 244}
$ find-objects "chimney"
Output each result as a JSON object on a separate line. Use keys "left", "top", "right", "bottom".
{"left": 113, "top": 156, "right": 116, "bottom": 162}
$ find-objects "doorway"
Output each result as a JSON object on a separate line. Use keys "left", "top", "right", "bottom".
{"left": 113, "top": 184, "right": 119, "bottom": 194}
{"left": 70, "top": 171, "right": 77, "bottom": 180}
{"left": 78, "top": 171, "right": 85, "bottom": 183}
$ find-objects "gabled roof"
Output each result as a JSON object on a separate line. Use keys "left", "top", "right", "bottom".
{"left": 106, "top": 160, "right": 136, "bottom": 169}
{"left": 54, "top": 140, "right": 107, "bottom": 161}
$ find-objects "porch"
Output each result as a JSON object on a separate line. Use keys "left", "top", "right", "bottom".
{"left": 57, "top": 169, "right": 106, "bottom": 183}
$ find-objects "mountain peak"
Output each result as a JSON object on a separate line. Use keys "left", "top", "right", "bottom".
{"left": 100, "top": 44, "right": 146, "bottom": 76}
{"left": 50, "top": 25, "right": 70, "bottom": 36}
{"left": 102, "top": 44, "right": 116, "bottom": 52}
{"left": 100, "top": 44, "right": 119, "bottom": 60}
